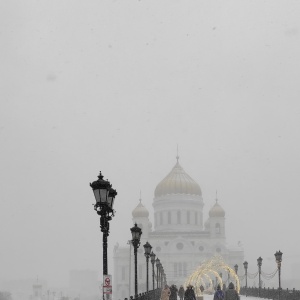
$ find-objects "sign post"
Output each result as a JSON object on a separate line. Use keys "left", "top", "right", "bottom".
{"left": 103, "top": 275, "right": 112, "bottom": 300}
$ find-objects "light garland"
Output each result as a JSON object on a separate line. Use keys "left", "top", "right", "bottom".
{"left": 184, "top": 255, "right": 240, "bottom": 296}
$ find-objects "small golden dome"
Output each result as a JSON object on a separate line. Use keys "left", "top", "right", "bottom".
{"left": 154, "top": 159, "right": 202, "bottom": 197}
{"left": 132, "top": 200, "right": 149, "bottom": 218}
{"left": 209, "top": 200, "right": 225, "bottom": 218}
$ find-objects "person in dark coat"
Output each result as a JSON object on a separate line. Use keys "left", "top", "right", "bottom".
{"left": 178, "top": 285, "right": 185, "bottom": 300}
{"left": 184, "top": 285, "right": 196, "bottom": 300}
{"left": 225, "top": 282, "right": 239, "bottom": 300}
{"left": 214, "top": 285, "right": 225, "bottom": 300}
{"left": 170, "top": 285, "right": 178, "bottom": 300}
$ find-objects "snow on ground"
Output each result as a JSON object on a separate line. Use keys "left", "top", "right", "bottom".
{"left": 203, "top": 294, "right": 263, "bottom": 300}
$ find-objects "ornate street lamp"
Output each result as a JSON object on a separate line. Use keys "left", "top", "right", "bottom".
{"left": 144, "top": 242, "right": 152, "bottom": 294}
{"left": 257, "top": 257, "right": 263, "bottom": 298}
{"left": 234, "top": 264, "right": 238, "bottom": 274}
{"left": 130, "top": 223, "right": 142, "bottom": 298}
{"left": 150, "top": 252, "right": 156, "bottom": 290}
{"left": 90, "top": 171, "right": 117, "bottom": 300}
{"left": 275, "top": 251, "right": 283, "bottom": 300}
{"left": 155, "top": 258, "right": 161, "bottom": 288}
{"left": 243, "top": 261, "right": 248, "bottom": 297}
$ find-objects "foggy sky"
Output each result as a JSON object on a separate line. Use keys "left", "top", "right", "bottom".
{"left": 1, "top": 0, "right": 300, "bottom": 288}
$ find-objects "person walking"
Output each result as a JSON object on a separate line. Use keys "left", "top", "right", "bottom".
{"left": 190, "top": 286, "right": 196, "bottom": 300}
{"left": 161, "top": 284, "right": 171, "bottom": 300}
{"left": 184, "top": 285, "right": 196, "bottom": 300}
{"left": 225, "top": 282, "right": 239, "bottom": 300}
{"left": 178, "top": 285, "right": 185, "bottom": 300}
{"left": 170, "top": 285, "right": 178, "bottom": 300}
{"left": 214, "top": 285, "right": 225, "bottom": 300}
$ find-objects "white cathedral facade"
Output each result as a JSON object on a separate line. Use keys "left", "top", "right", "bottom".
{"left": 113, "top": 157, "right": 244, "bottom": 299}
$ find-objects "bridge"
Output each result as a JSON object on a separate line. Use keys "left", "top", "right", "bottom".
{"left": 123, "top": 255, "right": 300, "bottom": 300}
{"left": 126, "top": 289, "right": 300, "bottom": 300}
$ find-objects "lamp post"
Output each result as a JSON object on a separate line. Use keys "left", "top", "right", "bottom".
{"left": 130, "top": 223, "right": 142, "bottom": 298}
{"left": 234, "top": 264, "right": 238, "bottom": 275}
{"left": 127, "top": 240, "right": 132, "bottom": 299}
{"left": 275, "top": 251, "right": 283, "bottom": 300}
{"left": 257, "top": 257, "right": 263, "bottom": 298}
{"left": 144, "top": 242, "right": 152, "bottom": 294}
{"left": 90, "top": 172, "right": 117, "bottom": 300}
{"left": 161, "top": 267, "right": 165, "bottom": 287}
{"left": 155, "top": 258, "right": 161, "bottom": 288}
{"left": 243, "top": 261, "right": 248, "bottom": 297}
{"left": 227, "top": 268, "right": 230, "bottom": 286}
{"left": 150, "top": 252, "right": 156, "bottom": 290}
{"left": 234, "top": 264, "right": 238, "bottom": 291}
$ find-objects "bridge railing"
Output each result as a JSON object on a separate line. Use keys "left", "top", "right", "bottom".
{"left": 240, "top": 287, "right": 300, "bottom": 300}
{"left": 125, "top": 288, "right": 162, "bottom": 300}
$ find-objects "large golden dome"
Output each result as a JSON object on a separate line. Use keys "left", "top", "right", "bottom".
{"left": 154, "top": 158, "right": 202, "bottom": 197}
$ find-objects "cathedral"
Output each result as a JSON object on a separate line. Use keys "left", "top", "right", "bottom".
{"left": 113, "top": 157, "right": 244, "bottom": 299}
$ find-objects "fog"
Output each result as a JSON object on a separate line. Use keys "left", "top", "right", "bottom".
{"left": 1, "top": 0, "right": 300, "bottom": 297}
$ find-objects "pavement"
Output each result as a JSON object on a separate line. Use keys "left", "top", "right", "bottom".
{"left": 202, "top": 295, "right": 262, "bottom": 300}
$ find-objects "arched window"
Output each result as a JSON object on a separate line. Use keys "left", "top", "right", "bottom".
{"left": 174, "top": 263, "right": 178, "bottom": 277}
{"left": 178, "top": 262, "right": 183, "bottom": 276}
{"left": 122, "top": 266, "right": 126, "bottom": 280}
{"left": 160, "top": 212, "right": 163, "bottom": 225}
{"left": 174, "top": 262, "right": 186, "bottom": 277}
{"left": 187, "top": 211, "right": 190, "bottom": 224}
{"left": 215, "top": 223, "right": 221, "bottom": 234}
{"left": 195, "top": 212, "right": 198, "bottom": 225}
{"left": 183, "top": 262, "right": 187, "bottom": 276}
{"left": 177, "top": 211, "right": 181, "bottom": 224}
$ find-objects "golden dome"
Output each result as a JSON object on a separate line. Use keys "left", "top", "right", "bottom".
{"left": 132, "top": 200, "right": 149, "bottom": 218}
{"left": 209, "top": 200, "right": 225, "bottom": 218}
{"left": 154, "top": 159, "right": 202, "bottom": 197}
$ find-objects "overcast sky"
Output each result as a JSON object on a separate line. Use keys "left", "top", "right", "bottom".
{"left": 1, "top": 0, "right": 300, "bottom": 288}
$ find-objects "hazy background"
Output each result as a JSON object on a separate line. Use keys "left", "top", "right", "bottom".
{"left": 1, "top": 0, "right": 300, "bottom": 289}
